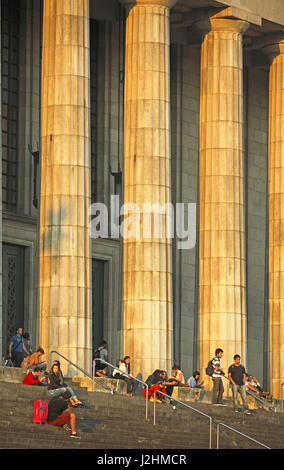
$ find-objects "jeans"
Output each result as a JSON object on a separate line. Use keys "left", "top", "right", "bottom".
{"left": 47, "top": 387, "right": 76, "bottom": 399}
{"left": 232, "top": 384, "right": 248, "bottom": 410}
{"left": 212, "top": 377, "right": 224, "bottom": 404}
{"left": 118, "top": 376, "right": 138, "bottom": 395}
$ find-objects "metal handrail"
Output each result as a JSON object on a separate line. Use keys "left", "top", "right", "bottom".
{"left": 153, "top": 389, "right": 213, "bottom": 449}
{"left": 216, "top": 422, "right": 271, "bottom": 449}
{"left": 49, "top": 350, "right": 113, "bottom": 393}
{"left": 281, "top": 383, "right": 284, "bottom": 412}
{"left": 225, "top": 375, "right": 275, "bottom": 411}
{"left": 93, "top": 358, "right": 149, "bottom": 420}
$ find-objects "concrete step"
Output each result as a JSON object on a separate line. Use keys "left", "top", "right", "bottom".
{"left": 0, "top": 379, "right": 283, "bottom": 449}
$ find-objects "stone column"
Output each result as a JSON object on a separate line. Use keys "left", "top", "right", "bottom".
{"left": 263, "top": 36, "right": 284, "bottom": 398}
{"left": 39, "top": 0, "right": 92, "bottom": 373}
{"left": 198, "top": 15, "right": 249, "bottom": 383}
{"left": 0, "top": 5, "right": 2, "bottom": 359}
{"left": 120, "top": 0, "right": 176, "bottom": 378}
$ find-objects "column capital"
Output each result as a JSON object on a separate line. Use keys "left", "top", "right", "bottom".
{"left": 119, "top": 0, "right": 177, "bottom": 10}
{"left": 262, "top": 34, "right": 284, "bottom": 63}
{"left": 194, "top": 7, "right": 249, "bottom": 36}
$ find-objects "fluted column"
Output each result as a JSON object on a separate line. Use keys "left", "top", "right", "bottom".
{"left": 120, "top": 0, "right": 176, "bottom": 378}
{"left": 199, "top": 16, "right": 249, "bottom": 383}
{"left": 264, "top": 37, "right": 284, "bottom": 398}
{"left": 39, "top": 0, "right": 91, "bottom": 373}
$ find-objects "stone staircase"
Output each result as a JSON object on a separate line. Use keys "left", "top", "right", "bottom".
{"left": 0, "top": 368, "right": 284, "bottom": 449}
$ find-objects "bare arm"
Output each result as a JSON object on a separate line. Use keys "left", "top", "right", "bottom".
{"left": 228, "top": 372, "right": 235, "bottom": 385}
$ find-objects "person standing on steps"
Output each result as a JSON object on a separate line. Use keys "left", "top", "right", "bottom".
{"left": 8, "top": 327, "right": 29, "bottom": 367}
{"left": 228, "top": 354, "right": 252, "bottom": 415}
{"left": 211, "top": 348, "right": 226, "bottom": 405}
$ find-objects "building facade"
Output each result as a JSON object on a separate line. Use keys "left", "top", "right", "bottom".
{"left": 1, "top": 0, "right": 284, "bottom": 396}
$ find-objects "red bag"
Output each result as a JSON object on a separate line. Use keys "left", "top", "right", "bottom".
{"left": 33, "top": 400, "right": 48, "bottom": 424}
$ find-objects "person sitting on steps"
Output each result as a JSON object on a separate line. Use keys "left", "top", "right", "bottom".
{"left": 22, "top": 366, "right": 46, "bottom": 386}
{"left": 94, "top": 340, "right": 110, "bottom": 377}
{"left": 117, "top": 356, "right": 138, "bottom": 397}
{"left": 20, "top": 346, "right": 47, "bottom": 373}
{"left": 112, "top": 360, "right": 122, "bottom": 377}
{"left": 47, "top": 363, "right": 83, "bottom": 407}
{"left": 47, "top": 390, "right": 80, "bottom": 438}
{"left": 166, "top": 364, "right": 187, "bottom": 398}
{"left": 187, "top": 371, "right": 205, "bottom": 389}
{"left": 143, "top": 370, "right": 165, "bottom": 403}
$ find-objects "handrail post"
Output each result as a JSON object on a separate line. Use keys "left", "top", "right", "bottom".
{"left": 209, "top": 417, "right": 212, "bottom": 450}
{"left": 154, "top": 391, "right": 156, "bottom": 425}
{"left": 216, "top": 423, "right": 220, "bottom": 449}
{"left": 281, "top": 383, "right": 284, "bottom": 413}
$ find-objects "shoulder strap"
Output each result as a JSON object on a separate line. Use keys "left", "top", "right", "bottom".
{"left": 12, "top": 337, "right": 23, "bottom": 352}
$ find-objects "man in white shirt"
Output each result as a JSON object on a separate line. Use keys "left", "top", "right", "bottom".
{"left": 211, "top": 348, "right": 225, "bottom": 405}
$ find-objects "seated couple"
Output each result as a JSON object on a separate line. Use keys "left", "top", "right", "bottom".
{"left": 143, "top": 366, "right": 187, "bottom": 403}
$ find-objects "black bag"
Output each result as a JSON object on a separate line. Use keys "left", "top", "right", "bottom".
{"left": 94, "top": 348, "right": 101, "bottom": 359}
{"left": 205, "top": 359, "right": 214, "bottom": 376}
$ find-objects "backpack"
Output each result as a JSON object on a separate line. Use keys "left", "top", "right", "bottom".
{"left": 94, "top": 348, "right": 101, "bottom": 359}
{"left": 205, "top": 359, "right": 214, "bottom": 376}
{"left": 33, "top": 400, "right": 48, "bottom": 424}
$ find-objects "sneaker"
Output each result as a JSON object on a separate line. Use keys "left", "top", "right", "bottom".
{"left": 63, "top": 424, "right": 71, "bottom": 434}
{"left": 156, "top": 399, "right": 162, "bottom": 404}
{"left": 70, "top": 433, "right": 81, "bottom": 439}
{"left": 244, "top": 409, "right": 252, "bottom": 415}
{"left": 216, "top": 402, "right": 226, "bottom": 406}
{"left": 234, "top": 409, "right": 241, "bottom": 413}
{"left": 149, "top": 397, "right": 154, "bottom": 403}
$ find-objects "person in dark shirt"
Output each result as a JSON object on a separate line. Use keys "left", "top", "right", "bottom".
{"left": 47, "top": 363, "right": 83, "bottom": 406}
{"left": 228, "top": 355, "right": 251, "bottom": 415}
{"left": 47, "top": 391, "right": 80, "bottom": 438}
{"left": 143, "top": 370, "right": 165, "bottom": 402}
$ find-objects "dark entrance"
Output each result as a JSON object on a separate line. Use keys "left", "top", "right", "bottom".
{"left": 92, "top": 259, "right": 105, "bottom": 357}
{"left": 2, "top": 243, "right": 25, "bottom": 357}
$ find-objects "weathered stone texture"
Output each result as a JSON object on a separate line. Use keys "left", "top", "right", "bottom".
{"left": 39, "top": 0, "right": 92, "bottom": 373}
{"left": 199, "top": 18, "right": 249, "bottom": 385}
